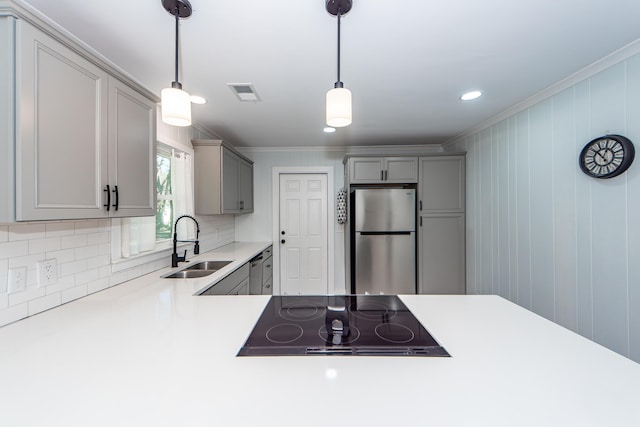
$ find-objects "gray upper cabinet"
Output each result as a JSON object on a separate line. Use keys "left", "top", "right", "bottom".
{"left": 418, "top": 156, "right": 465, "bottom": 213}
{"left": 348, "top": 156, "right": 418, "bottom": 183}
{"left": 193, "top": 140, "right": 254, "bottom": 215}
{"left": 108, "top": 78, "right": 156, "bottom": 218}
{"left": 2, "top": 15, "right": 157, "bottom": 222}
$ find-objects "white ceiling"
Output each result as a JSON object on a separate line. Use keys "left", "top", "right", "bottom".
{"left": 21, "top": 0, "right": 640, "bottom": 148}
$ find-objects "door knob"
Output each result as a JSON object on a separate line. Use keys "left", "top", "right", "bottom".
{"left": 281, "top": 239, "right": 286, "bottom": 244}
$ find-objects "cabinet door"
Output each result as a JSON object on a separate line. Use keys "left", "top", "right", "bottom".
{"left": 385, "top": 157, "right": 418, "bottom": 183}
{"left": 17, "top": 22, "right": 109, "bottom": 220}
{"left": 238, "top": 158, "right": 253, "bottom": 213}
{"left": 230, "top": 277, "right": 250, "bottom": 295}
{"left": 349, "top": 157, "right": 384, "bottom": 183}
{"left": 418, "top": 213, "right": 465, "bottom": 294}
{"left": 222, "top": 148, "right": 240, "bottom": 212}
{"left": 108, "top": 78, "right": 156, "bottom": 217}
{"left": 419, "top": 156, "right": 465, "bottom": 213}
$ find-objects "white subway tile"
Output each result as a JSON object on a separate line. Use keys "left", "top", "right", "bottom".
{"left": 61, "top": 285, "right": 88, "bottom": 304}
{"left": 28, "top": 237, "right": 62, "bottom": 255}
{"left": 28, "top": 293, "right": 61, "bottom": 316}
{"left": 61, "top": 234, "right": 88, "bottom": 250}
{"left": 108, "top": 270, "right": 129, "bottom": 287}
{"left": 99, "top": 265, "right": 111, "bottom": 278}
{"left": 0, "top": 241, "right": 29, "bottom": 259}
{"left": 45, "top": 222, "right": 75, "bottom": 237}
{"left": 87, "top": 254, "right": 109, "bottom": 269}
{"left": 0, "top": 225, "right": 8, "bottom": 242}
{"left": 60, "top": 259, "right": 88, "bottom": 277}
{"left": 46, "top": 248, "right": 76, "bottom": 264}
{"left": 0, "top": 275, "right": 6, "bottom": 294}
{"left": 8, "top": 223, "right": 46, "bottom": 241}
{"left": 74, "top": 220, "right": 100, "bottom": 234}
{"left": 0, "top": 259, "right": 7, "bottom": 278}
{"left": 0, "top": 293, "right": 7, "bottom": 309}
{"left": 8, "top": 254, "right": 40, "bottom": 270}
{"left": 75, "top": 268, "right": 100, "bottom": 286}
{"left": 8, "top": 285, "right": 45, "bottom": 306}
{"left": 75, "top": 244, "right": 99, "bottom": 260}
{"left": 98, "top": 243, "right": 111, "bottom": 255}
{"left": 87, "top": 232, "right": 109, "bottom": 245}
{"left": 88, "top": 278, "right": 109, "bottom": 294}
{"left": 0, "top": 303, "right": 28, "bottom": 327}
{"left": 45, "top": 275, "right": 75, "bottom": 294}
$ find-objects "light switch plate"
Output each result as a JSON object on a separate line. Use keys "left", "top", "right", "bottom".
{"left": 38, "top": 259, "right": 58, "bottom": 287}
{"left": 8, "top": 267, "right": 27, "bottom": 294}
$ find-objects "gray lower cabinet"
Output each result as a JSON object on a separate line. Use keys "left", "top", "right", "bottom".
{"left": 418, "top": 155, "right": 466, "bottom": 294}
{"left": 201, "top": 263, "right": 251, "bottom": 295}
{"left": 419, "top": 213, "right": 465, "bottom": 294}
{"left": 3, "top": 16, "right": 156, "bottom": 221}
{"left": 193, "top": 140, "right": 254, "bottom": 215}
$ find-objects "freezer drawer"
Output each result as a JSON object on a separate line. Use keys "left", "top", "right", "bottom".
{"left": 354, "top": 232, "right": 416, "bottom": 294}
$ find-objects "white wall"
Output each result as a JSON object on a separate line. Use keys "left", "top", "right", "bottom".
{"left": 234, "top": 147, "right": 348, "bottom": 293}
{"left": 449, "top": 45, "right": 640, "bottom": 363}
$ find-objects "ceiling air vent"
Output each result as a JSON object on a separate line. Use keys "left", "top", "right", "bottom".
{"left": 228, "top": 83, "right": 260, "bottom": 102}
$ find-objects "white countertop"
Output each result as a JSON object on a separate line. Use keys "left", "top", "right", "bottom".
{"left": 1, "top": 242, "right": 639, "bottom": 426}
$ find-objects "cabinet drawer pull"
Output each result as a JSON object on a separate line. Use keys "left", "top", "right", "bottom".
{"left": 104, "top": 185, "right": 111, "bottom": 211}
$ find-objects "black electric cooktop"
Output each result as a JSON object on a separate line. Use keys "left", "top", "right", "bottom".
{"left": 238, "top": 295, "right": 449, "bottom": 357}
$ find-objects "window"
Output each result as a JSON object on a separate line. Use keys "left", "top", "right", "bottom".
{"left": 112, "top": 142, "right": 194, "bottom": 264}
{"left": 156, "top": 147, "right": 173, "bottom": 241}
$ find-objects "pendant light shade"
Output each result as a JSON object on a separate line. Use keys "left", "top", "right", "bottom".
{"left": 161, "top": 0, "right": 193, "bottom": 127}
{"left": 325, "top": 0, "right": 353, "bottom": 128}
{"left": 162, "top": 86, "right": 191, "bottom": 127}
{"left": 326, "top": 87, "right": 352, "bottom": 127}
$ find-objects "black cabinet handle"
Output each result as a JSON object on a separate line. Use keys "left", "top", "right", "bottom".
{"left": 112, "top": 185, "right": 119, "bottom": 211}
{"left": 380, "top": 170, "right": 384, "bottom": 181}
{"left": 104, "top": 185, "right": 111, "bottom": 211}
{"left": 281, "top": 231, "right": 285, "bottom": 235}
{"left": 281, "top": 239, "right": 286, "bottom": 244}
{"left": 420, "top": 200, "right": 423, "bottom": 211}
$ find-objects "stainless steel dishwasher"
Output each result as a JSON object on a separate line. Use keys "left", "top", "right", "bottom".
{"left": 249, "top": 253, "right": 264, "bottom": 295}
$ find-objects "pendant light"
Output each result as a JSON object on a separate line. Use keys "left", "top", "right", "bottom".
{"left": 161, "top": 0, "right": 193, "bottom": 127}
{"left": 325, "top": 0, "right": 352, "bottom": 128}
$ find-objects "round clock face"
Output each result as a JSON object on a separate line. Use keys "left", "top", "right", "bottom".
{"left": 579, "top": 135, "right": 635, "bottom": 179}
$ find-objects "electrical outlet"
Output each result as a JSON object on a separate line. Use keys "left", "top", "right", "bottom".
{"left": 8, "top": 267, "right": 27, "bottom": 294}
{"left": 38, "top": 259, "right": 58, "bottom": 287}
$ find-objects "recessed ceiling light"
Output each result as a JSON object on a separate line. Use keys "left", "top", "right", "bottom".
{"left": 460, "top": 91, "right": 482, "bottom": 101}
{"left": 190, "top": 95, "right": 207, "bottom": 104}
{"left": 323, "top": 127, "right": 336, "bottom": 133}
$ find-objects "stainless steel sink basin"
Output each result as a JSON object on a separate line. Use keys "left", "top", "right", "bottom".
{"left": 162, "top": 270, "right": 216, "bottom": 279}
{"left": 184, "top": 260, "right": 232, "bottom": 271}
{"left": 162, "top": 260, "right": 233, "bottom": 279}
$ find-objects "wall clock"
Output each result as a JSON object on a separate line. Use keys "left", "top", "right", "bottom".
{"left": 579, "top": 134, "right": 635, "bottom": 179}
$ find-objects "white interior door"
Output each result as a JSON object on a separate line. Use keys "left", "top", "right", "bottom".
{"left": 279, "top": 173, "right": 328, "bottom": 295}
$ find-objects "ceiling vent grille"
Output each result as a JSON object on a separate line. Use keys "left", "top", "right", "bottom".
{"left": 228, "top": 83, "right": 260, "bottom": 102}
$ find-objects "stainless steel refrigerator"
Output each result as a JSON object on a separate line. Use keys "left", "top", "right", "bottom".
{"left": 351, "top": 187, "right": 416, "bottom": 294}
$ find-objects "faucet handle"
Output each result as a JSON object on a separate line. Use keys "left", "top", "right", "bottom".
{"left": 194, "top": 241, "right": 200, "bottom": 255}
{"left": 182, "top": 249, "right": 187, "bottom": 261}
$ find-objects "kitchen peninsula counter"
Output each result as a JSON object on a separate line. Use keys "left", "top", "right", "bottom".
{"left": 1, "top": 246, "right": 639, "bottom": 426}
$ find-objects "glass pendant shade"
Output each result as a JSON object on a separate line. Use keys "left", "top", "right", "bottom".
{"left": 326, "top": 87, "right": 352, "bottom": 127}
{"left": 161, "top": 87, "right": 192, "bottom": 127}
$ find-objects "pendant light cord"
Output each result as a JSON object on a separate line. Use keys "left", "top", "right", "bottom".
{"left": 174, "top": 5, "right": 180, "bottom": 87}
{"left": 335, "top": 7, "right": 342, "bottom": 88}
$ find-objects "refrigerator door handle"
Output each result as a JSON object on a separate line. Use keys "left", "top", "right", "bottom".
{"left": 359, "top": 231, "right": 412, "bottom": 236}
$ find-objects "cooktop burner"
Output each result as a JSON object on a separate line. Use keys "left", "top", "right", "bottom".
{"left": 238, "top": 295, "right": 449, "bottom": 357}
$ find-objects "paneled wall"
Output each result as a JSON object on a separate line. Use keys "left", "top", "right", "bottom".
{"left": 449, "top": 50, "right": 640, "bottom": 363}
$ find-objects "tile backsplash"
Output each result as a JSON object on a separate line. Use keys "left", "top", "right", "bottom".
{"left": 0, "top": 215, "right": 234, "bottom": 327}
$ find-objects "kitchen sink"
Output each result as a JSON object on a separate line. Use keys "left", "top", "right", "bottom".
{"left": 184, "top": 260, "right": 232, "bottom": 271}
{"left": 162, "top": 260, "right": 233, "bottom": 279}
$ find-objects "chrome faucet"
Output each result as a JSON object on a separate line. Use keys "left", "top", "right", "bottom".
{"left": 172, "top": 215, "right": 200, "bottom": 267}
